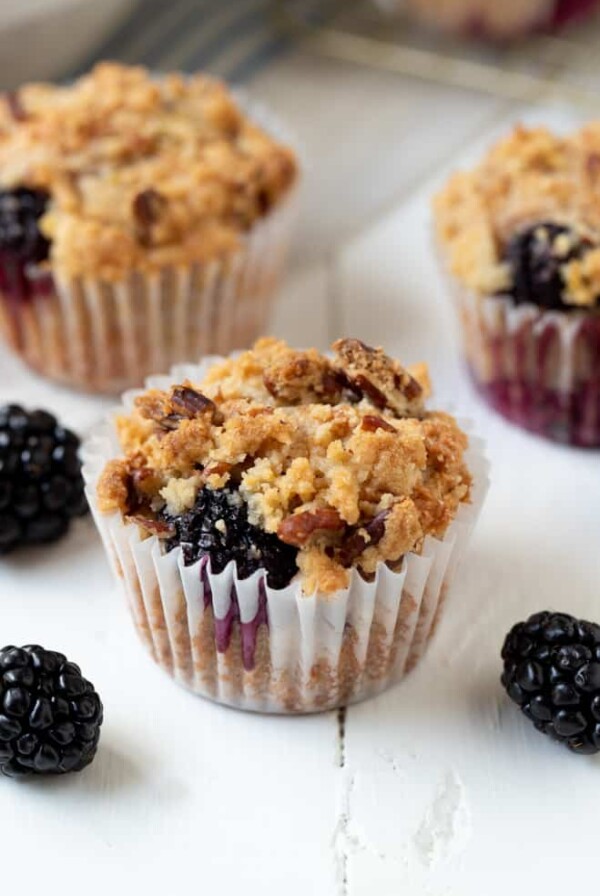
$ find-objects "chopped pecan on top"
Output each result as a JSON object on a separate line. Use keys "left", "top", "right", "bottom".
{"left": 277, "top": 508, "right": 344, "bottom": 547}
{"left": 334, "top": 509, "right": 390, "bottom": 567}
{"left": 360, "top": 415, "right": 397, "bottom": 433}
{"left": 135, "top": 385, "right": 217, "bottom": 431}
{"left": 132, "top": 188, "right": 167, "bottom": 246}
{"left": 5, "top": 91, "right": 26, "bottom": 122}
{"left": 331, "top": 338, "right": 424, "bottom": 418}
{"left": 171, "top": 386, "right": 217, "bottom": 418}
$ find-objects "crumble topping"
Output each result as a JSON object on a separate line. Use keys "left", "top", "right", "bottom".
{"left": 0, "top": 62, "right": 297, "bottom": 281}
{"left": 434, "top": 124, "right": 600, "bottom": 308}
{"left": 97, "top": 338, "right": 472, "bottom": 594}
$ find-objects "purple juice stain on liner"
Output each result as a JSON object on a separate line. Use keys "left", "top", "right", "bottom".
{"left": 470, "top": 369, "right": 600, "bottom": 447}
{"left": 200, "top": 558, "right": 269, "bottom": 671}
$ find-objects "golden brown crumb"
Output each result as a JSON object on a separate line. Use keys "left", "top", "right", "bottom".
{"left": 97, "top": 459, "right": 131, "bottom": 513}
{"left": 434, "top": 124, "right": 600, "bottom": 307}
{"left": 0, "top": 62, "right": 297, "bottom": 281}
{"left": 97, "top": 338, "right": 472, "bottom": 594}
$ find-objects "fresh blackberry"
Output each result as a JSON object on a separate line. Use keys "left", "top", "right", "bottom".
{"left": 163, "top": 486, "right": 299, "bottom": 590}
{"left": 501, "top": 611, "right": 600, "bottom": 754}
{"left": 0, "top": 188, "right": 50, "bottom": 264}
{"left": 505, "top": 222, "right": 595, "bottom": 310}
{"left": 0, "top": 645, "right": 103, "bottom": 777}
{"left": 0, "top": 404, "right": 88, "bottom": 554}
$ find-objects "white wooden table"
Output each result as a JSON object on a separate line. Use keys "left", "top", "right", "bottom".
{"left": 2, "top": 51, "right": 599, "bottom": 895}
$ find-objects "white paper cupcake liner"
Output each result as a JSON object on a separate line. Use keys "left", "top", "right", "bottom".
{"left": 82, "top": 354, "right": 490, "bottom": 714}
{"left": 0, "top": 93, "right": 300, "bottom": 395}
{"left": 448, "top": 276, "right": 600, "bottom": 446}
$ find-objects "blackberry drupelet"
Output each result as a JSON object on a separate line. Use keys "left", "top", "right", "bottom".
{"left": 502, "top": 611, "right": 600, "bottom": 754}
{"left": 0, "top": 645, "right": 103, "bottom": 777}
{"left": 163, "top": 486, "right": 299, "bottom": 590}
{"left": 0, "top": 404, "right": 88, "bottom": 554}
{"left": 505, "top": 222, "right": 595, "bottom": 310}
{"left": 0, "top": 188, "right": 50, "bottom": 264}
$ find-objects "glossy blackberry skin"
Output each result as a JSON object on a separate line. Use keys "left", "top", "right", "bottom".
{"left": 505, "top": 222, "right": 594, "bottom": 310}
{"left": 502, "top": 611, "right": 600, "bottom": 754}
{"left": 163, "top": 487, "right": 299, "bottom": 590}
{"left": 0, "top": 405, "right": 88, "bottom": 555}
{"left": 0, "top": 188, "right": 50, "bottom": 264}
{"left": 0, "top": 645, "right": 103, "bottom": 777}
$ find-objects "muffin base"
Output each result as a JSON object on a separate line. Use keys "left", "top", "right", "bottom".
{"left": 82, "top": 357, "right": 489, "bottom": 715}
{"left": 471, "top": 368, "right": 600, "bottom": 446}
{"left": 454, "top": 287, "right": 600, "bottom": 447}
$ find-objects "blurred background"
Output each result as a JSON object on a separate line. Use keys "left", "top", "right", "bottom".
{"left": 3, "top": 0, "right": 599, "bottom": 266}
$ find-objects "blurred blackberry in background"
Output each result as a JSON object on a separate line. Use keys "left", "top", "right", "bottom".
{"left": 0, "top": 188, "right": 50, "bottom": 264}
{"left": 505, "top": 222, "right": 596, "bottom": 310}
{"left": 0, "top": 405, "right": 88, "bottom": 554}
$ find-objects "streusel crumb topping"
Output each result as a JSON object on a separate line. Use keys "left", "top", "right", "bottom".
{"left": 0, "top": 63, "right": 297, "bottom": 281}
{"left": 434, "top": 124, "right": 600, "bottom": 307}
{"left": 97, "top": 338, "right": 472, "bottom": 594}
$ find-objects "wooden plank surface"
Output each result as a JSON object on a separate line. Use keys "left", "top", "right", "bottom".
{"left": 335, "top": 105, "right": 600, "bottom": 895}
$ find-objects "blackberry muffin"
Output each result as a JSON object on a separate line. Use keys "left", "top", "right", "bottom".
{"left": 0, "top": 63, "right": 298, "bottom": 393}
{"left": 435, "top": 124, "right": 600, "bottom": 446}
{"left": 84, "top": 338, "right": 488, "bottom": 713}
{"left": 378, "top": 0, "right": 598, "bottom": 38}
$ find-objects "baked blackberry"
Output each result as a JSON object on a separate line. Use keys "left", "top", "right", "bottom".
{"left": 0, "top": 404, "right": 88, "bottom": 554}
{"left": 0, "top": 645, "right": 103, "bottom": 777}
{"left": 505, "top": 222, "right": 596, "bottom": 310}
{"left": 501, "top": 611, "right": 600, "bottom": 754}
{"left": 0, "top": 188, "right": 50, "bottom": 264}
{"left": 163, "top": 486, "right": 299, "bottom": 590}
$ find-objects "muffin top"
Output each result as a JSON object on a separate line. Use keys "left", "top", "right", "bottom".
{"left": 97, "top": 338, "right": 472, "bottom": 595}
{"left": 0, "top": 62, "right": 297, "bottom": 282}
{"left": 434, "top": 124, "right": 600, "bottom": 310}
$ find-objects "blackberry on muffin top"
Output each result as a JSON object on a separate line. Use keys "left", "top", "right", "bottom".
{"left": 97, "top": 338, "right": 472, "bottom": 594}
{"left": 434, "top": 124, "right": 600, "bottom": 311}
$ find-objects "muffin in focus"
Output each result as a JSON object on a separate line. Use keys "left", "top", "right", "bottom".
{"left": 435, "top": 124, "right": 600, "bottom": 446}
{"left": 83, "top": 338, "right": 488, "bottom": 713}
{"left": 0, "top": 63, "right": 298, "bottom": 393}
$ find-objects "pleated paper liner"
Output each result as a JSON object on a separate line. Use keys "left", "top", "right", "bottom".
{"left": 449, "top": 282, "right": 600, "bottom": 446}
{"left": 82, "top": 354, "right": 490, "bottom": 714}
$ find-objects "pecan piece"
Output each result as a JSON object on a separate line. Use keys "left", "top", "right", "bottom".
{"left": 360, "top": 415, "right": 397, "bottom": 433}
{"left": 332, "top": 338, "right": 425, "bottom": 418}
{"left": 132, "top": 188, "right": 167, "bottom": 245}
{"left": 5, "top": 91, "right": 26, "bottom": 121}
{"left": 277, "top": 508, "right": 344, "bottom": 547}
{"left": 336, "top": 510, "right": 389, "bottom": 567}
{"left": 171, "top": 386, "right": 216, "bottom": 418}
